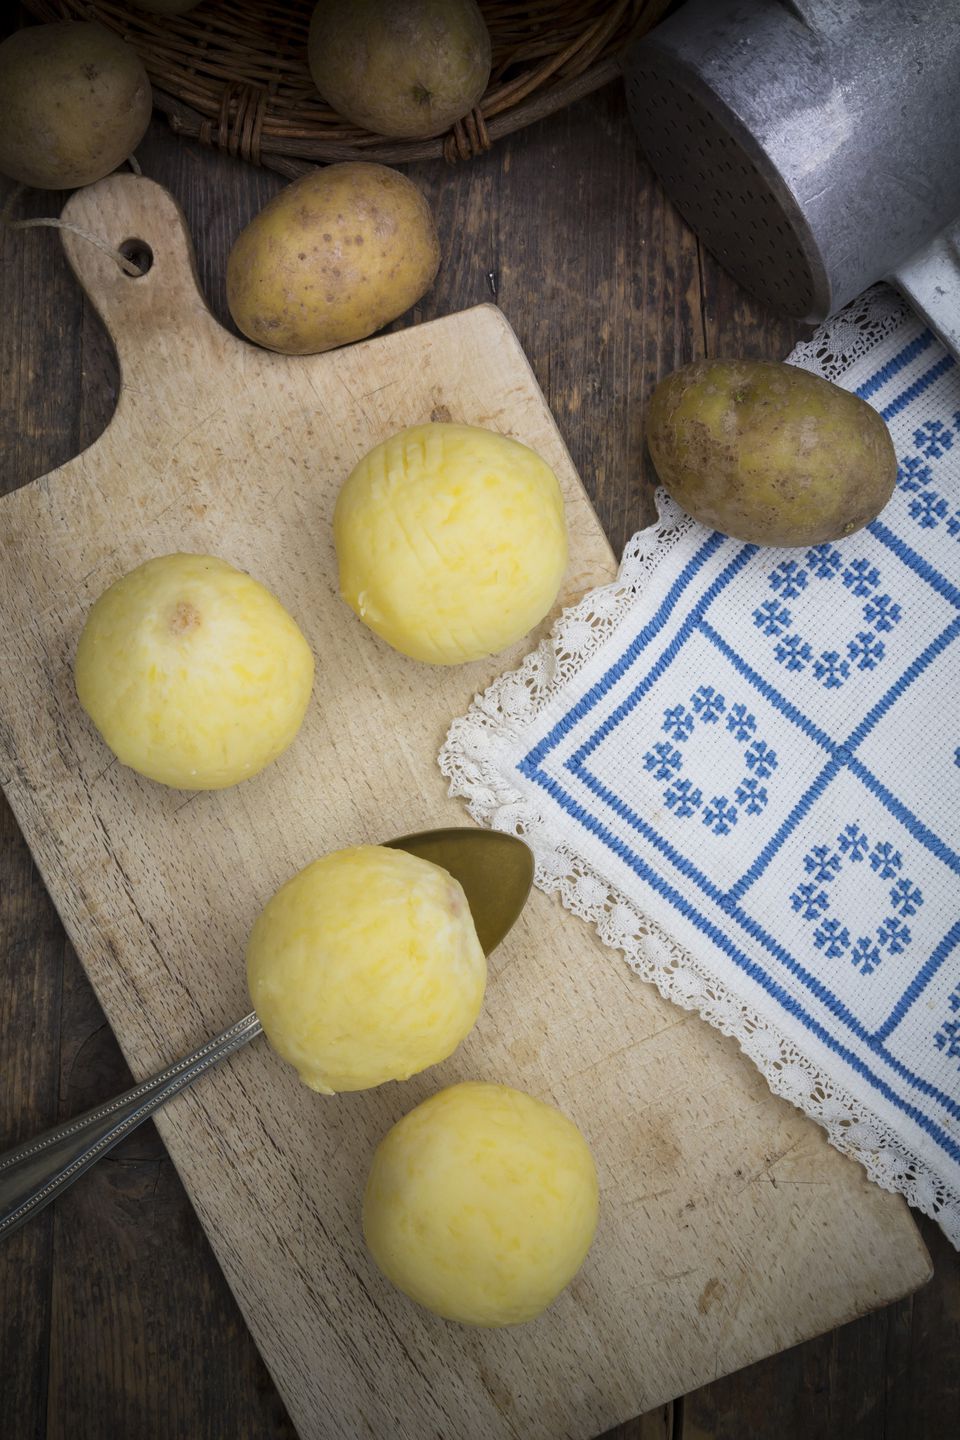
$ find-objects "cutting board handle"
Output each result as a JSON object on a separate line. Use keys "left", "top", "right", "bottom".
{"left": 58, "top": 175, "right": 230, "bottom": 394}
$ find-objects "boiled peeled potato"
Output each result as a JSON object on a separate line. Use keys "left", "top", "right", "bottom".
{"left": 246, "top": 846, "right": 486, "bottom": 1093}
{"left": 646, "top": 359, "right": 897, "bottom": 546}
{"left": 226, "top": 163, "right": 440, "bottom": 354}
{"left": 0, "top": 22, "right": 152, "bottom": 189}
{"left": 334, "top": 422, "right": 568, "bottom": 664}
{"left": 363, "top": 1082, "right": 599, "bottom": 1326}
{"left": 75, "top": 554, "right": 314, "bottom": 789}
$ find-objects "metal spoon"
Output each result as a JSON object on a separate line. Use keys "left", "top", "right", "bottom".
{"left": 0, "top": 828, "right": 533, "bottom": 1239}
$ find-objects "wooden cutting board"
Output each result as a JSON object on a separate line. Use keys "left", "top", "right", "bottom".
{"left": 0, "top": 176, "right": 930, "bottom": 1440}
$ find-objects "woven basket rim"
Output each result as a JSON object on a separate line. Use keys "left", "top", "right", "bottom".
{"left": 21, "top": 0, "right": 671, "bottom": 173}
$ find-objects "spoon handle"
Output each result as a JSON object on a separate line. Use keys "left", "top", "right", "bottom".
{"left": 0, "top": 1010, "right": 263, "bottom": 1239}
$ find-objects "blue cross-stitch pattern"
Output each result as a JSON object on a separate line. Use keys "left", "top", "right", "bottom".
{"left": 847, "top": 631, "right": 885, "bottom": 670}
{"left": 664, "top": 777, "right": 702, "bottom": 818}
{"left": 703, "top": 795, "right": 738, "bottom": 835}
{"left": 842, "top": 559, "right": 880, "bottom": 596}
{"left": 744, "top": 739, "right": 778, "bottom": 779}
{"left": 753, "top": 599, "right": 792, "bottom": 636}
{"left": 814, "top": 918, "right": 851, "bottom": 956}
{"left": 838, "top": 824, "right": 870, "bottom": 861}
{"left": 804, "top": 845, "right": 841, "bottom": 883}
{"left": 516, "top": 329, "right": 960, "bottom": 1168}
{"left": 851, "top": 936, "right": 883, "bottom": 976}
{"left": 726, "top": 703, "right": 757, "bottom": 742}
{"left": 909, "top": 490, "right": 949, "bottom": 529}
{"left": 898, "top": 456, "right": 933, "bottom": 491}
{"left": 642, "top": 741, "right": 683, "bottom": 781}
{"left": 813, "top": 651, "right": 850, "bottom": 688}
{"left": 691, "top": 686, "right": 726, "bottom": 722}
{"left": 914, "top": 418, "right": 954, "bottom": 457}
{"left": 769, "top": 560, "right": 808, "bottom": 599}
{"left": 863, "top": 593, "right": 902, "bottom": 631}
{"left": 662, "top": 704, "right": 695, "bottom": 741}
{"left": 774, "top": 634, "right": 813, "bottom": 671}
{"left": 647, "top": 690, "right": 779, "bottom": 832}
{"left": 805, "top": 545, "right": 843, "bottom": 579}
{"left": 755, "top": 547, "right": 902, "bottom": 685}
{"left": 935, "top": 1020, "right": 960, "bottom": 1064}
{"left": 791, "top": 883, "right": 830, "bottom": 920}
{"left": 734, "top": 777, "right": 768, "bottom": 814}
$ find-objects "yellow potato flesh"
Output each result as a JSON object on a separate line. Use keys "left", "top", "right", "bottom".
{"left": 363, "top": 1082, "right": 599, "bottom": 1325}
{"left": 246, "top": 846, "right": 486, "bottom": 1094}
{"left": 74, "top": 553, "right": 314, "bottom": 790}
{"left": 334, "top": 422, "right": 568, "bottom": 664}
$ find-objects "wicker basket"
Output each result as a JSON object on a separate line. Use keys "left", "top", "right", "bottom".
{"left": 23, "top": 0, "right": 670, "bottom": 176}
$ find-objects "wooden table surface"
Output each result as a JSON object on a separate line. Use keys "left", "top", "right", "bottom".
{"left": 1, "top": 54, "right": 958, "bottom": 1440}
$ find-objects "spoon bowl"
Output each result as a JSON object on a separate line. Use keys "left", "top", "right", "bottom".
{"left": 0, "top": 827, "right": 533, "bottom": 1239}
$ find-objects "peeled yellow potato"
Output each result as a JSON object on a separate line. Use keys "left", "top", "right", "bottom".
{"left": 334, "top": 423, "right": 568, "bottom": 664}
{"left": 75, "top": 554, "right": 314, "bottom": 790}
{"left": 246, "top": 846, "right": 486, "bottom": 1094}
{"left": 363, "top": 1082, "right": 599, "bottom": 1326}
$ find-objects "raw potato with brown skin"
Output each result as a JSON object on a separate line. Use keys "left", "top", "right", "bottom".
{"left": 646, "top": 360, "right": 897, "bottom": 547}
{"left": 308, "top": 0, "right": 491, "bottom": 140}
{"left": 226, "top": 163, "right": 440, "bottom": 355}
{"left": 0, "top": 22, "right": 151, "bottom": 190}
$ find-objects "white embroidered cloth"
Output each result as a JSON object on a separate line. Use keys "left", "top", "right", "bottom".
{"left": 440, "top": 287, "right": 960, "bottom": 1245}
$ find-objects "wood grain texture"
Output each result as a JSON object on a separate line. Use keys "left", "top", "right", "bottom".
{"left": 1, "top": 79, "right": 957, "bottom": 1440}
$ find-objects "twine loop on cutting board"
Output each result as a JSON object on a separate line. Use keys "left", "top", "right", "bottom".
{"left": 1, "top": 158, "right": 149, "bottom": 278}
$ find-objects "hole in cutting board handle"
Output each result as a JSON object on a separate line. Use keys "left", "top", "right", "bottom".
{"left": 119, "top": 238, "right": 153, "bottom": 277}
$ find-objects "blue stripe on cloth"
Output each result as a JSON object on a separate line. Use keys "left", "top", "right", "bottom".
{"left": 519, "top": 532, "right": 728, "bottom": 772}
{"left": 874, "top": 920, "right": 960, "bottom": 1042}
{"left": 868, "top": 519, "right": 960, "bottom": 607}
{"left": 855, "top": 330, "right": 934, "bottom": 400}
{"left": 522, "top": 764, "right": 960, "bottom": 1157}
{"left": 879, "top": 352, "right": 955, "bottom": 422}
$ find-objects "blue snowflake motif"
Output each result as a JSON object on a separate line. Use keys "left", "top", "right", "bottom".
{"left": 948, "top": 509, "right": 960, "bottom": 539}
{"left": 662, "top": 704, "right": 695, "bottom": 741}
{"left": 877, "top": 916, "right": 912, "bottom": 954}
{"left": 913, "top": 418, "right": 954, "bottom": 458}
{"left": 803, "top": 845, "right": 841, "bottom": 884}
{"left": 813, "top": 650, "right": 850, "bottom": 688}
{"left": 774, "top": 634, "right": 813, "bottom": 672}
{"left": 642, "top": 742, "right": 683, "bottom": 782}
{"left": 664, "top": 777, "right": 703, "bottom": 819}
{"left": 744, "top": 739, "right": 778, "bottom": 779}
{"left": 869, "top": 841, "right": 903, "bottom": 879}
{"left": 935, "top": 1019, "right": 960, "bottom": 1061}
{"left": 842, "top": 559, "right": 880, "bottom": 596}
{"left": 805, "top": 545, "right": 843, "bottom": 579}
{"left": 691, "top": 686, "right": 726, "bottom": 723}
{"left": 851, "top": 936, "right": 883, "bottom": 976}
{"left": 735, "top": 777, "right": 768, "bottom": 815}
{"left": 791, "top": 883, "right": 830, "bottom": 920}
{"left": 769, "top": 560, "right": 808, "bottom": 600}
{"left": 726, "top": 703, "right": 757, "bottom": 742}
{"left": 908, "top": 489, "right": 948, "bottom": 529}
{"left": 889, "top": 877, "right": 923, "bottom": 917}
{"left": 752, "top": 599, "right": 792, "bottom": 637}
{"left": 862, "top": 593, "right": 901, "bottom": 632}
{"left": 949, "top": 987, "right": 960, "bottom": 1014}
{"left": 847, "top": 631, "right": 885, "bottom": 671}
{"left": 837, "top": 823, "right": 869, "bottom": 861}
{"left": 813, "top": 918, "right": 851, "bottom": 957}
{"left": 702, "top": 795, "right": 738, "bottom": 835}
{"left": 897, "top": 455, "right": 932, "bottom": 492}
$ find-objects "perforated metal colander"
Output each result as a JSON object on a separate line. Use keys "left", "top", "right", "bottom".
{"left": 624, "top": 0, "right": 960, "bottom": 354}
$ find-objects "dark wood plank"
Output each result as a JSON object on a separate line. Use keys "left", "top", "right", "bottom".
{"left": 0, "top": 51, "right": 956, "bottom": 1440}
